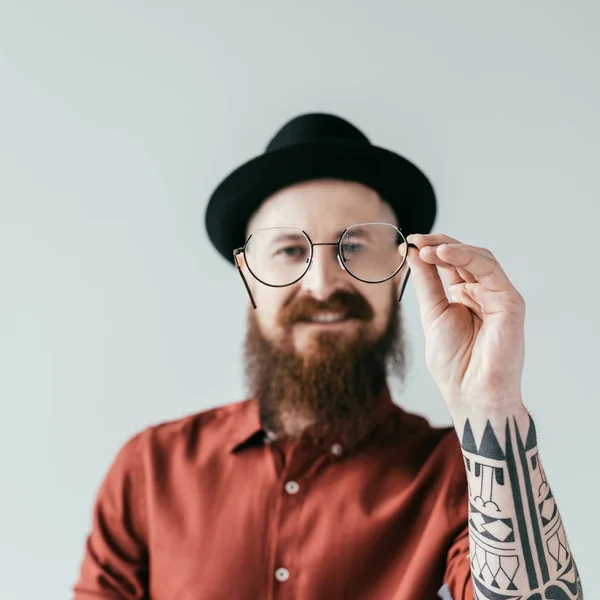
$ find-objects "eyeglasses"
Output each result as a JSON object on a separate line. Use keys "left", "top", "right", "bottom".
{"left": 233, "top": 222, "right": 416, "bottom": 309}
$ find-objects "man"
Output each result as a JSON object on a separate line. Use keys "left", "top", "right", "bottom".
{"left": 74, "top": 114, "right": 583, "bottom": 599}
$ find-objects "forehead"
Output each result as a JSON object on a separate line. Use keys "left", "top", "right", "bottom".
{"left": 246, "top": 179, "right": 396, "bottom": 238}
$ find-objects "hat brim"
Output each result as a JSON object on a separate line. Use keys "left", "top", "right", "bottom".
{"left": 205, "top": 140, "right": 436, "bottom": 264}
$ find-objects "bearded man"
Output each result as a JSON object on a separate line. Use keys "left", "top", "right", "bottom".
{"left": 74, "top": 113, "right": 583, "bottom": 599}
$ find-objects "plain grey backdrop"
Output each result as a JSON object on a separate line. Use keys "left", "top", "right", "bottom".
{"left": 1, "top": 1, "right": 598, "bottom": 598}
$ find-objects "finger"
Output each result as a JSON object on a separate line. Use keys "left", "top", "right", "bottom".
{"left": 417, "top": 245, "right": 454, "bottom": 267}
{"left": 398, "top": 242, "right": 409, "bottom": 260}
{"left": 436, "top": 244, "right": 513, "bottom": 292}
{"left": 417, "top": 246, "right": 478, "bottom": 285}
{"left": 407, "top": 234, "right": 480, "bottom": 285}
{"left": 406, "top": 246, "right": 449, "bottom": 329}
{"left": 406, "top": 233, "right": 477, "bottom": 285}
{"left": 398, "top": 241, "right": 419, "bottom": 256}
{"left": 448, "top": 282, "right": 485, "bottom": 319}
{"left": 463, "top": 283, "right": 525, "bottom": 317}
{"left": 440, "top": 265, "right": 478, "bottom": 286}
{"left": 455, "top": 267, "right": 478, "bottom": 284}
{"left": 418, "top": 246, "right": 478, "bottom": 280}
{"left": 407, "top": 234, "right": 481, "bottom": 284}
{"left": 407, "top": 233, "right": 461, "bottom": 248}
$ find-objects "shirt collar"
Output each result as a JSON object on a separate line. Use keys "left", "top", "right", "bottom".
{"left": 229, "top": 398, "right": 266, "bottom": 454}
{"left": 229, "top": 386, "right": 400, "bottom": 454}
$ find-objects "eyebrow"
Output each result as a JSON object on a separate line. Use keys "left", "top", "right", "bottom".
{"left": 267, "top": 226, "right": 380, "bottom": 244}
{"left": 270, "top": 232, "right": 307, "bottom": 243}
{"left": 339, "top": 226, "right": 374, "bottom": 240}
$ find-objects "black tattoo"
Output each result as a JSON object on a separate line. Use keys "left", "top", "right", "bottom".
{"left": 460, "top": 416, "right": 583, "bottom": 599}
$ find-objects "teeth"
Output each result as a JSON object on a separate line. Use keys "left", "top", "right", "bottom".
{"left": 310, "top": 313, "right": 345, "bottom": 323}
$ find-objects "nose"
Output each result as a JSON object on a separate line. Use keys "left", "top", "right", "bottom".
{"left": 300, "top": 245, "right": 345, "bottom": 301}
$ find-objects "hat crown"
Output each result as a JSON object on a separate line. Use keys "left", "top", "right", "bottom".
{"left": 206, "top": 111, "right": 436, "bottom": 264}
{"left": 266, "top": 113, "right": 370, "bottom": 152}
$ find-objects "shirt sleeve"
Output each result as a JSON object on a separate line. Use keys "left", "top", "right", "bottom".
{"left": 439, "top": 523, "right": 473, "bottom": 600}
{"left": 439, "top": 433, "right": 474, "bottom": 600}
{"left": 72, "top": 433, "right": 149, "bottom": 600}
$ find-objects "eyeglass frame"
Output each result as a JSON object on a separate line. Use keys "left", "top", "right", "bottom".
{"left": 232, "top": 222, "right": 417, "bottom": 309}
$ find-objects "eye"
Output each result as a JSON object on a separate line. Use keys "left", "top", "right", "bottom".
{"left": 274, "top": 245, "right": 308, "bottom": 259}
{"left": 341, "top": 240, "right": 364, "bottom": 257}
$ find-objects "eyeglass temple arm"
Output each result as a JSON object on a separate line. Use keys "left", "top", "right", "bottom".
{"left": 397, "top": 243, "right": 418, "bottom": 303}
{"left": 397, "top": 267, "right": 411, "bottom": 303}
{"left": 233, "top": 249, "right": 257, "bottom": 309}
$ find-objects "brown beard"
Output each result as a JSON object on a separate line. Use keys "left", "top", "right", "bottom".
{"left": 243, "top": 289, "right": 406, "bottom": 449}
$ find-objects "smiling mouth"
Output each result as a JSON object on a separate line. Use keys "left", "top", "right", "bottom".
{"left": 299, "top": 312, "right": 357, "bottom": 325}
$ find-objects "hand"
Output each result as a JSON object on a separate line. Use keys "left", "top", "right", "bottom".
{"left": 404, "top": 233, "right": 526, "bottom": 409}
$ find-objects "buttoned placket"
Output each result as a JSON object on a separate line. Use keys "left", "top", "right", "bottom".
{"left": 265, "top": 435, "right": 344, "bottom": 600}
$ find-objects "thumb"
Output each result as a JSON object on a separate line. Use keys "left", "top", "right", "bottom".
{"left": 406, "top": 246, "right": 449, "bottom": 330}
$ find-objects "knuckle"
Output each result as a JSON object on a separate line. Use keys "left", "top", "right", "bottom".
{"left": 511, "top": 291, "right": 526, "bottom": 309}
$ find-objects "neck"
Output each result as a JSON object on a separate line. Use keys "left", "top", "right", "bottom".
{"left": 266, "top": 410, "right": 316, "bottom": 440}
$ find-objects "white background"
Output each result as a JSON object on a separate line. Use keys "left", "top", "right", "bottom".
{"left": 0, "top": 1, "right": 597, "bottom": 598}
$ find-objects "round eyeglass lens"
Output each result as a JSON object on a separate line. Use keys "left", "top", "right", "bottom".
{"left": 339, "top": 223, "right": 407, "bottom": 283}
{"left": 244, "top": 227, "right": 311, "bottom": 286}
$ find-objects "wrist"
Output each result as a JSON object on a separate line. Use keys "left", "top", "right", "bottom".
{"left": 445, "top": 394, "right": 528, "bottom": 420}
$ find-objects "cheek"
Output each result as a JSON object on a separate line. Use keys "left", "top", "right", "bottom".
{"left": 356, "top": 282, "right": 395, "bottom": 329}
{"left": 252, "top": 287, "right": 293, "bottom": 335}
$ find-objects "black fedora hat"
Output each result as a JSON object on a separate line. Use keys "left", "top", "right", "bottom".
{"left": 205, "top": 113, "right": 436, "bottom": 264}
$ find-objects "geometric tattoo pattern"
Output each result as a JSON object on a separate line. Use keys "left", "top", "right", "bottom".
{"left": 461, "top": 416, "right": 584, "bottom": 600}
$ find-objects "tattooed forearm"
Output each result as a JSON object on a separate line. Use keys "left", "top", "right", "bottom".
{"left": 456, "top": 409, "right": 583, "bottom": 599}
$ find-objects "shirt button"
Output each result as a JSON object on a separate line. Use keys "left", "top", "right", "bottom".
{"left": 275, "top": 567, "right": 290, "bottom": 582}
{"left": 285, "top": 480, "right": 300, "bottom": 495}
{"left": 331, "top": 443, "right": 343, "bottom": 456}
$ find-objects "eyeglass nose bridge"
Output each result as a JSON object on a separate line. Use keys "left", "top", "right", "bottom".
{"left": 306, "top": 241, "right": 345, "bottom": 273}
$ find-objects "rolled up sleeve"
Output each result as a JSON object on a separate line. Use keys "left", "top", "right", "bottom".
{"left": 439, "top": 435, "right": 474, "bottom": 600}
{"left": 439, "top": 524, "right": 474, "bottom": 600}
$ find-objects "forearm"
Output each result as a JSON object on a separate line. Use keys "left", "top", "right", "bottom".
{"left": 449, "top": 401, "right": 583, "bottom": 599}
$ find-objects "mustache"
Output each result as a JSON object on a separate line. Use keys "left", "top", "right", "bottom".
{"left": 278, "top": 290, "right": 374, "bottom": 326}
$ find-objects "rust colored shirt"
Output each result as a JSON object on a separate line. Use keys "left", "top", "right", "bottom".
{"left": 74, "top": 392, "right": 474, "bottom": 599}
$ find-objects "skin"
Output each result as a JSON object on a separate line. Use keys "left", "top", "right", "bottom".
{"left": 240, "top": 179, "right": 409, "bottom": 357}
